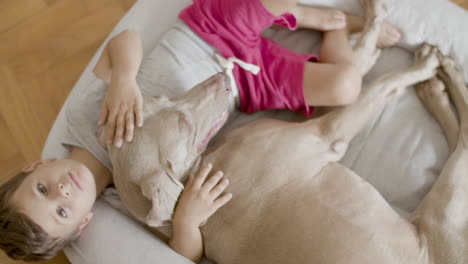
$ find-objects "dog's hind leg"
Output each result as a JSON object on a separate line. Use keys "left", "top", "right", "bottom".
{"left": 315, "top": 44, "right": 439, "bottom": 159}
{"left": 416, "top": 77, "right": 459, "bottom": 152}
{"left": 438, "top": 55, "right": 468, "bottom": 136}
{"left": 410, "top": 57, "right": 468, "bottom": 264}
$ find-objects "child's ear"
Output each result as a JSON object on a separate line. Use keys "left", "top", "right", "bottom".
{"left": 76, "top": 212, "right": 94, "bottom": 236}
{"left": 21, "top": 160, "right": 50, "bottom": 172}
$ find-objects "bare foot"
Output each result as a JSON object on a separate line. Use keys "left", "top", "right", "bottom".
{"left": 347, "top": 14, "right": 401, "bottom": 48}
{"left": 289, "top": 7, "right": 347, "bottom": 31}
{"left": 388, "top": 44, "right": 439, "bottom": 98}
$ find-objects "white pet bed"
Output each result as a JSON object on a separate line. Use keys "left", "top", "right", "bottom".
{"left": 42, "top": 0, "right": 468, "bottom": 263}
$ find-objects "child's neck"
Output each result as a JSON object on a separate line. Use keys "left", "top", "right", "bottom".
{"left": 69, "top": 146, "right": 113, "bottom": 195}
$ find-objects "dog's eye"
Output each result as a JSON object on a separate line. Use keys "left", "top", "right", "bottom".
{"left": 165, "top": 160, "right": 173, "bottom": 172}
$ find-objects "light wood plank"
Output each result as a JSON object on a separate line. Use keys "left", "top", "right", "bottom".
{"left": 0, "top": 0, "right": 87, "bottom": 62}
{"left": 0, "top": 0, "right": 47, "bottom": 33}
{"left": 119, "top": 0, "right": 137, "bottom": 10}
{"left": 452, "top": 0, "right": 468, "bottom": 9}
{"left": 1, "top": 39, "right": 102, "bottom": 164}
{"left": 83, "top": 0, "right": 117, "bottom": 14}
{"left": 25, "top": 41, "right": 103, "bottom": 114}
{"left": 5, "top": 2, "right": 125, "bottom": 82}
{"left": 0, "top": 64, "right": 50, "bottom": 162}
{"left": 0, "top": 115, "right": 26, "bottom": 181}
{"left": 45, "top": 0, "right": 65, "bottom": 6}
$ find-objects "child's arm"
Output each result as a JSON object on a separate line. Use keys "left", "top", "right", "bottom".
{"left": 169, "top": 164, "right": 233, "bottom": 263}
{"left": 93, "top": 29, "right": 144, "bottom": 148}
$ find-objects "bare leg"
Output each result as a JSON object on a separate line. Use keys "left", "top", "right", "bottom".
{"left": 316, "top": 44, "right": 439, "bottom": 156}
{"left": 262, "top": 0, "right": 362, "bottom": 106}
{"left": 347, "top": 14, "right": 401, "bottom": 48}
{"left": 262, "top": 0, "right": 354, "bottom": 65}
{"left": 302, "top": 61, "right": 361, "bottom": 106}
{"left": 415, "top": 77, "right": 459, "bottom": 151}
{"left": 304, "top": 0, "right": 385, "bottom": 109}
{"left": 289, "top": 7, "right": 347, "bottom": 31}
{"left": 410, "top": 56, "right": 468, "bottom": 264}
{"left": 271, "top": 2, "right": 401, "bottom": 48}
{"left": 302, "top": 21, "right": 361, "bottom": 106}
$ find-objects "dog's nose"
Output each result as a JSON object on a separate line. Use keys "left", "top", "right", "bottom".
{"left": 219, "top": 71, "right": 231, "bottom": 92}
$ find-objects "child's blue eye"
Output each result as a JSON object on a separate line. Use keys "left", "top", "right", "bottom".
{"left": 57, "top": 207, "right": 67, "bottom": 218}
{"left": 37, "top": 183, "right": 47, "bottom": 195}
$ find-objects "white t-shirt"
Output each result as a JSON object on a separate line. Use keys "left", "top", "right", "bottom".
{"left": 62, "top": 22, "right": 225, "bottom": 171}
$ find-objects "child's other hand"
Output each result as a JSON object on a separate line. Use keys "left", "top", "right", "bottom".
{"left": 99, "top": 76, "right": 143, "bottom": 148}
{"left": 173, "top": 163, "right": 233, "bottom": 229}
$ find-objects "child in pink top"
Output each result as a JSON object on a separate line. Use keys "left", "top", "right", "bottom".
{"left": 179, "top": 0, "right": 401, "bottom": 116}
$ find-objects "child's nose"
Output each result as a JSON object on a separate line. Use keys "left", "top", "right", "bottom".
{"left": 58, "top": 183, "right": 70, "bottom": 198}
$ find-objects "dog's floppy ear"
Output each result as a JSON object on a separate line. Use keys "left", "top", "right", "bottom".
{"left": 139, "top": 170, "right": 184, "bottom": 227}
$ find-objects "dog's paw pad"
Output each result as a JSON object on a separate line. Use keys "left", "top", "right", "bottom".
{"left": 416, "top": 78, "right": 450, "bottom": 107}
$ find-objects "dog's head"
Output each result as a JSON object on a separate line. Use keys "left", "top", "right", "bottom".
{"left": 123, "top": 73, "right": 231, "bottom": 226}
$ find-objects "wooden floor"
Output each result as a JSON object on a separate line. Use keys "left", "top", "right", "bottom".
{"left": 0, "top": 0, "right": 467, "bottom": 263}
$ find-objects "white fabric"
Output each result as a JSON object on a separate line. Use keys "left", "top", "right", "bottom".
{"left": 302, "top": 0, "right": 468, "bottom": 82}
{"left": 40, "top": 0, "right": 468, "bottom": 263}
{"left": 214, "top": 53, "right": 261, "bottom": 106}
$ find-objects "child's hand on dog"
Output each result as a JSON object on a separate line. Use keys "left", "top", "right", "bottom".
{"left": 173, "top": 163, "right": 233, "bottom": 229}
{"left": 99, "top": 76, "right": 143, "bottom": 148}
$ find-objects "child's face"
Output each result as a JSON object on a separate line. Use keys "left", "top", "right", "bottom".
{"left": 9, "top": 159, "right": 97, "bottom": 238}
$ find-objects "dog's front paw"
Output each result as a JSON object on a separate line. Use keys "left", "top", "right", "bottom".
{"left": 438, "top": 55, "right": 464, "bottom": 86}
{"left": 414, "top": 44, "right": 440, "bottom": 78}
{"left": 416, "top": 77, "right": 450, "bottom": 109}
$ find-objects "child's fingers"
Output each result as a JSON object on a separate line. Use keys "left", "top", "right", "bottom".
{"left": 106, "top": 109, "right": 118, "bottom": 145}
{"left": 135, "top": 100, "right": 143, "bottom": 127}
{"left": 187, "top": 173, "right": 194, "bottom": 183}
{"left": 202, "top": 171, "right": 224, "bottom": 194}
{"left": 125, "top": 110, "right": 134, "bottom": 142}
{"left": 184, "top": 173, "right": 196, "bottom": 190}
{"left": 209, "top": 177, "right": 229, "bottom": 198}
{"left": 98, "top": 105, "right": 109, "bottom": 126}
{"left": 114, "top": 110, "right": 126, "bottom": 148}
{"left": 213, "top": 193, "right": 233, "bottom": 210}
{"left": 193, "top": 163, "right": 213, "bottom": 188}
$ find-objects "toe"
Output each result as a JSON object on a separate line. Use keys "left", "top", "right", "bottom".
{"left": 387, "top": 27, "right": 401, "bottom": 42}
{"left": 328, "top": 10, "right": 346, "bottom": 29}
{"left": 378, "top": 36, "right": 395, "bottom": 48}
{"left": 332, "top": 10, "right": 346, "bottom": 20}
